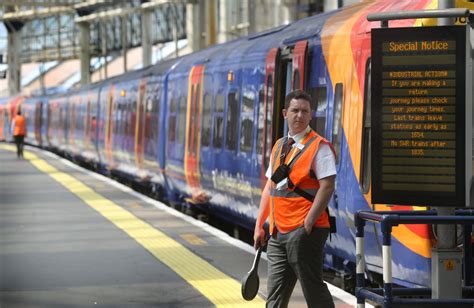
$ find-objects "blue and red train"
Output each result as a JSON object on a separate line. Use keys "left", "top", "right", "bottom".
{"left": 1, "top": 0, "right": 471, "bottom": 289}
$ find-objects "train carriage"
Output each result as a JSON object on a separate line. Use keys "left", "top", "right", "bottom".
{"left": 3, "top": 0, "right": 473, "bottom": 290}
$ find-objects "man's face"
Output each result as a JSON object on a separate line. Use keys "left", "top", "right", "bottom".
{"left": 283, "top": 98, "right": 312, "bottom": 135}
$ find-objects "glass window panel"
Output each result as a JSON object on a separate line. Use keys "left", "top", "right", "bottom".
{"left": 178, "top": 96, "right": 187, "bottom": 144}
{"left": 201, "top": 94, "right": 212, "bottom": 147}
{"left": 226, "top": 91, "right": 239, "bottom": 150}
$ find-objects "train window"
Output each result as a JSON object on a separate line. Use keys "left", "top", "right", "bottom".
{"left": 130, "top": 97, "right": 136, "bottom": 137}
{"left": 216, "top": 93, "right": 224, "bottom": 112}
{"left": 226, "top": 91, "right": 239, "bottom": 151}
{"left": 148, "top": 84, "right": 161, "bottom": 143}
{"left": 168, "top": 98, "right": 177, "bottom": 142}
{"left": 240, "top": 91, "right": 255, "bottom": 153}
{"left": 310, "top": 86, "right": 327, "bottom": 137}
{"left": 129, "top": 101, "right": 134, "bottom": 136}
{"left": 113, "top": 102, "right": 119, "bottom": 135}
{"left": 177, "top": 96, "right": 187, "bottom": 145}
{"left": 201, "top": 94, "right": 212, "bottom": 147}
{"left": 256, "top": 89, "right": 265, "bottom": 155}
{"left": 332, "top": 83, "right": 343, "bottom": 164}
{"left": 213, "top": 94, "right": 225, "bottom": 149}
{"left": 360, "top": 58, "right": 371, "bottom": 194}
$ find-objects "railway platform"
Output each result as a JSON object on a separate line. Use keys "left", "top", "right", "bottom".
{"left": 0, "top": 143, "right": 367, "bottom": 307}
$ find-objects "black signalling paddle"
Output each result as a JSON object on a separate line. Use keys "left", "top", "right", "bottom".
{"left": 241, "top": 246, "right": 263, "bottom": 301}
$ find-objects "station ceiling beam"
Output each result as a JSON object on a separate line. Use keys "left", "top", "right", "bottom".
{"left": 0, "top": 1, "right": 80, "bottom": 7}
{"left": 1, "top": 7, "right": 75, "bottom": 21}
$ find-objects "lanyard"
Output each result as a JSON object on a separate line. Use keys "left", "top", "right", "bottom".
{"left": 285, "top": 128, "right": 311, "bottom": 164}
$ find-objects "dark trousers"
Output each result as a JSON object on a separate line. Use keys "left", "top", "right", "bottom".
{"left": 266, "top": 227, "right": 334, "bottom": 308}
{"left": 14, "top": 135, "right": 24, "bottom": 157}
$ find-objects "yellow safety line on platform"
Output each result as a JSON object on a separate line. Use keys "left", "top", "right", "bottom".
{"left": 1, "top": 145, "right": 265, "bottom": 307}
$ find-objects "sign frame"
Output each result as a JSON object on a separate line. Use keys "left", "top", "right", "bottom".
{"left": 371, "top": 25, "right": 471, "bottom": 207}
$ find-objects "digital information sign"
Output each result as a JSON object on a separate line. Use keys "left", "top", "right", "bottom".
{"left": 371, "top": 26, "right": 472, "bottom": 207}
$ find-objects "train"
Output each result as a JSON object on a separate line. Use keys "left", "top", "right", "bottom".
{"left": 1, "top": 0, "right": 472, "bottom": 290}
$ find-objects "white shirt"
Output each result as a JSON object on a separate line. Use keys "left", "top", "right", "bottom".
{"left": 265, "top": 127, "right": 337, "bottom": 180}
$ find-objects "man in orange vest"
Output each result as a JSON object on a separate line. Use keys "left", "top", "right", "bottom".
{"left": 12, "top": 109, "right": 27, "bottom": 158}
{"left": 254, "top": 90, "right": 336, "bottom": 307}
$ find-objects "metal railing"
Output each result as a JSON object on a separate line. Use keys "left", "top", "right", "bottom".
{"left": 355, "top": 209, "right": 474, "bottom": 307}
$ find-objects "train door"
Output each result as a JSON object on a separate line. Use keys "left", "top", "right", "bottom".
{"left": 260, "top": 48, "right": 284, "bottom": 181}
{"left": 290, "top": 40, "right": 331, "bottom": 140}
{"left": 85, "top": 98, "right": 91, "bottom": 151}
{"left": 35, "top": 101, "right": 43, "bottom": 146}
{"left": 260, "top": 41, "right": 310, "bottom": 181}
{"left": 291, "top": 40, "right": 308, "bottom": 91}
{"left": 69, "top": 98, "right": 76, "bottom": 152}
{"left": 46, "top": 103, "right": 52, "bottom": 146}
{"left": 135, "top": 79, "right": 147, "bottom": 169}
{"left": 88, "top": 90, "right": 99, "bottom": 158}
{"left": 185, "top": 65, "right": 205, "bottom": 198}
{"left": 104, "top": 85, "right": 115, "bottom": 165}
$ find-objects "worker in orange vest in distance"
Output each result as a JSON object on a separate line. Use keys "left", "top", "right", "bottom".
{"left": 12, "top": 110, "right": 26, "bottom": 158}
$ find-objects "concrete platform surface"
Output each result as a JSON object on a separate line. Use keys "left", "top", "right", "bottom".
{"left": 0, "top": 144, "right": 370, "bottom": 307}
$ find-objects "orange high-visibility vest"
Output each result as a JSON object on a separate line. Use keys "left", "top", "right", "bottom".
{"left": 269, "top": 130, "right": 334, "bottom": 234}
{"left": 13, "top": 115, "right": 26, "bottom": 137}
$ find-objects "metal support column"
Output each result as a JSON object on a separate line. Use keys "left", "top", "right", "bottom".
{"left": 101, "top": 21, "right": 107, "bottom": 80}
{"left": 141, "top": 9, "right": 152, "bottom": 67}
{"left": 205, "top": 0, "right": 217, "bottom": 46}
{"left": 79, "top": 22, "right": 91, "bottom": 85}
{"left": 172, "top": 3, "right": 179, "bottom": 58}
{"left": 217, "top": 0, "right": 230, "bottom": 43}
{"left": 122, "top": 15, "right": 128, "bottom": 73}
{"left": 186, "top": 1, "right": 205, "bottom": 52}
{"left": 282, "top": 0, "right": 297, "bottom": 24}
{"left": 6, "top": 23, "right": 22, "bottom": 95}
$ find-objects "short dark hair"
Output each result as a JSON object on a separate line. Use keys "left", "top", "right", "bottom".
{"left": 284, "top": 90, "right": 312, "bottom": 109}
{"left": 16, "top": 109, "right": 21, "bottom": 115}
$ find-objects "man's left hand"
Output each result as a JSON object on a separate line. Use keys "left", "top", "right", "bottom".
{"left": 303, "top": 216, "right": 314, "bottom": 235}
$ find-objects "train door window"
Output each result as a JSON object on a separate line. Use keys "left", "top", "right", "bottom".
{"left": 113, "top": 100, "right": 119, "bottom": 135}
{"left": 293, "top": 69, "right": 300, "bottom": 90}
{"left": 264, "top": 76, "right": 273, "bottom": 169}
{"left": 332, "top": 83, "right": 343, "bottom": 163}
{"left": 125, "top": 102, "right": 130, "bottom": 140}
{"left": 177, "top": 95, "right": 187, "bottom": 145}
{"left": 240, "top": 91, "right": 255, "bottom": 153}
{"left": 144, "top": 97, "right": 152, "bottom": 141}
{"left": 310, "top": 86, "right": 328, "bottom": 137}
{"left": 191, "top": 85, "right": 200, "bottom": 153}
{"left": 213, "top": 94, "right": 225, "bottom": 149}
{"left": 201, "top": 94, "right": 212, "bottom": 147}
{"left": 226, "top": 91, "right": 239, "bottom": 151}
{"left": 130, "top": 96, "right": 137, "bottom": 137}
{"left": 256, "top": 89, "right": 265, "bottom": 155}
{"left": 168, "top": 98, "right": 177, "bottom": 142}
{"left": 150, "top": 84, "right": 161, "bottom": 141}
{"left": 123, "top": 100, "right": 128, "bottom": 136}
{"left": 126, "top": 101, "right": 131, "bottom": 136}
{"left": 360, "top": 59, "right": 371, "bottom": 194}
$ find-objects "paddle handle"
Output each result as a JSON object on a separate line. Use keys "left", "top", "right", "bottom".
{"left": 250, "top": 246, "right": 262, "bottom": 273}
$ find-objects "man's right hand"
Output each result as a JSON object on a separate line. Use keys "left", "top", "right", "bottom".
{"left": 253, "top": 226, "right": 266, "bottom": 249}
